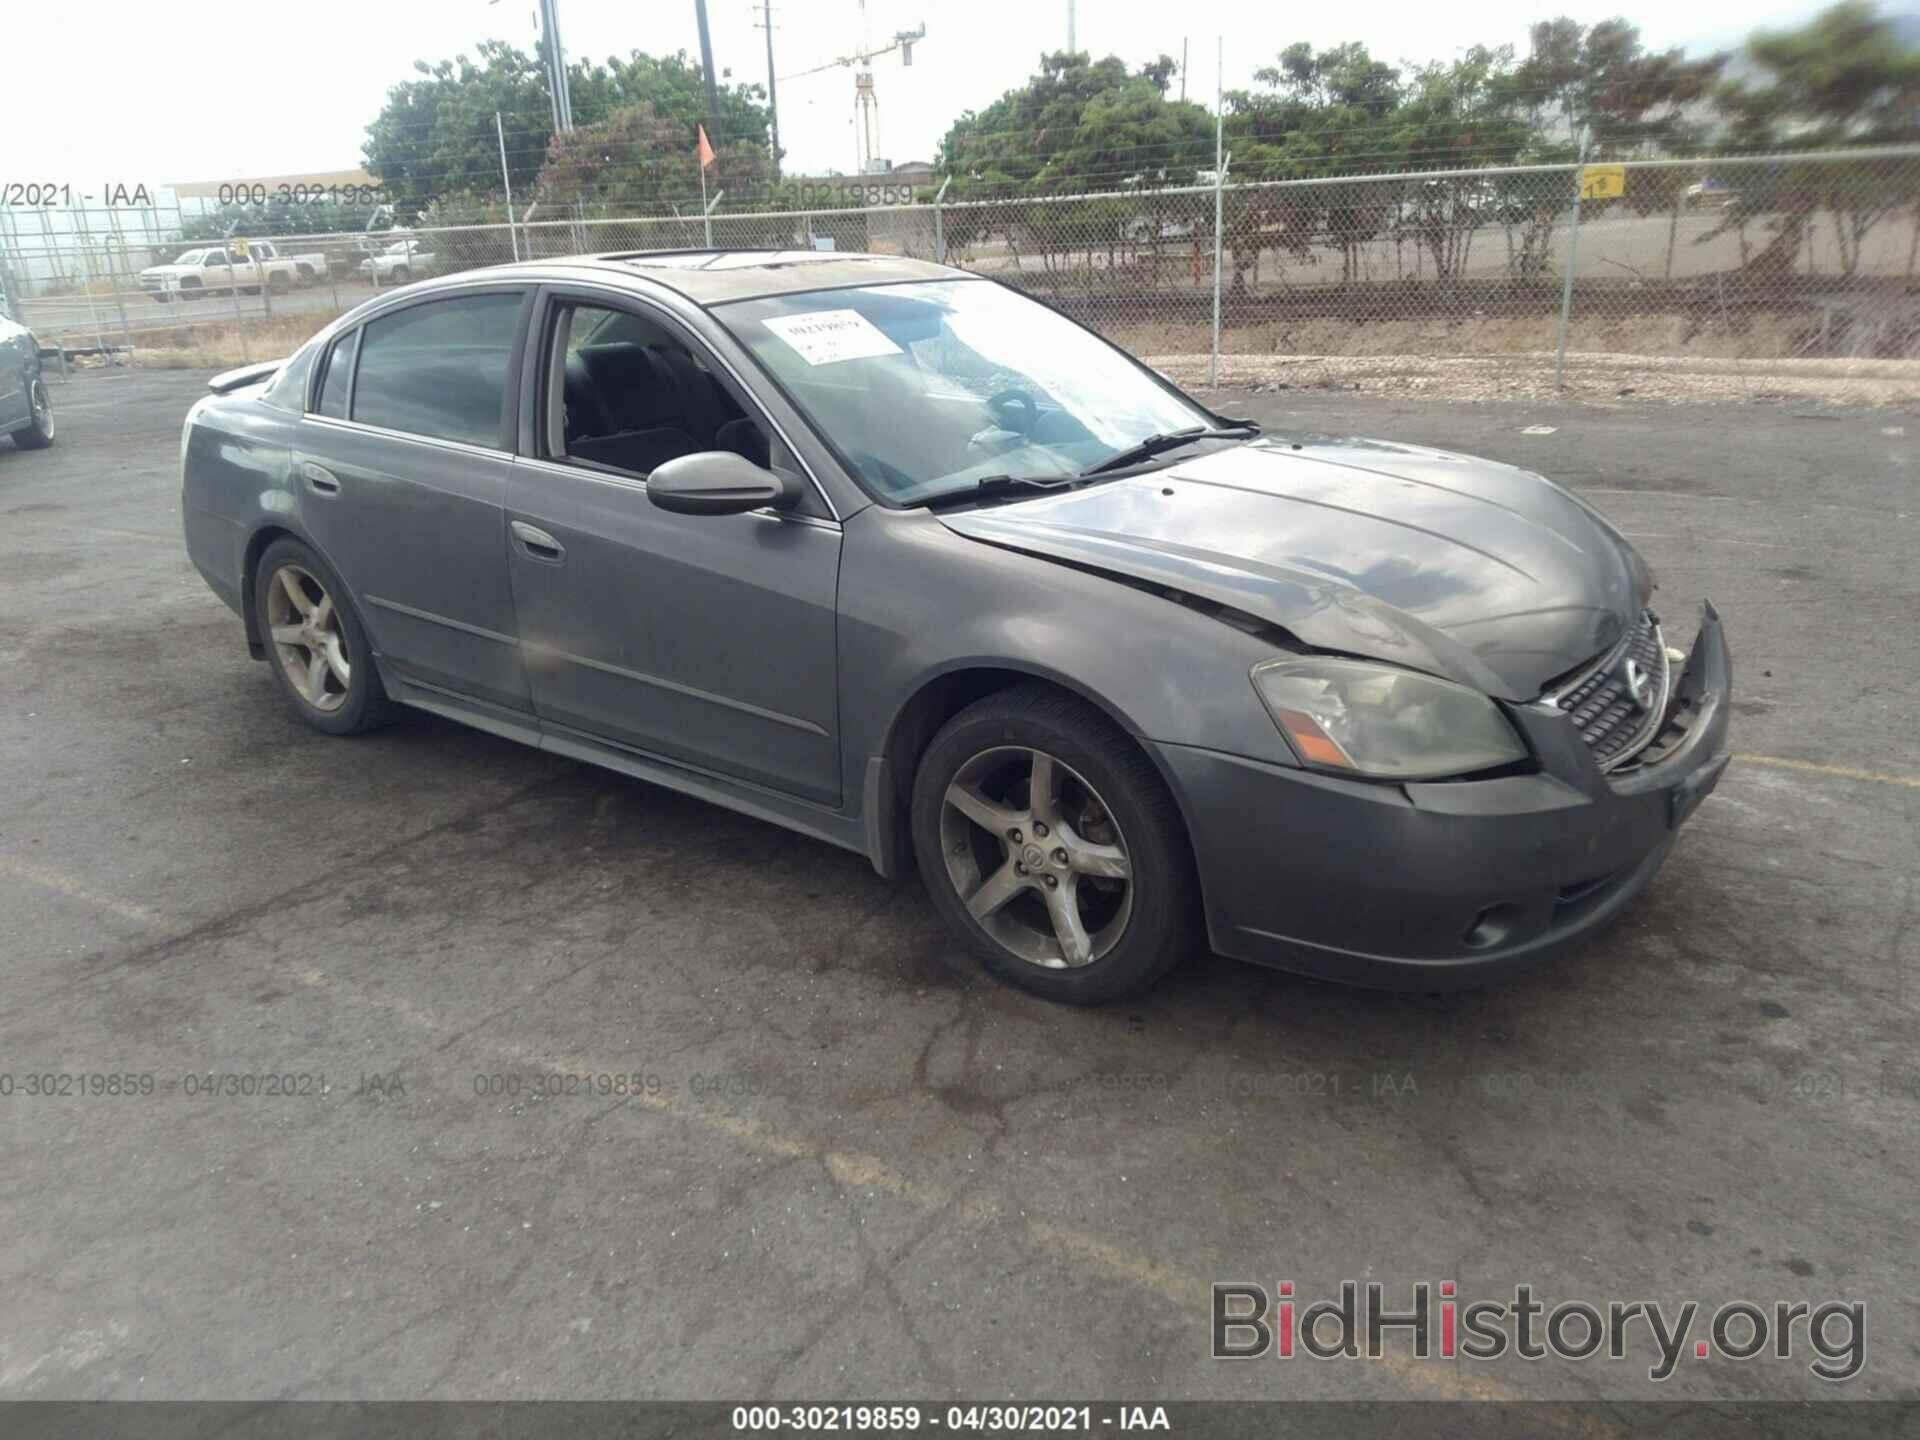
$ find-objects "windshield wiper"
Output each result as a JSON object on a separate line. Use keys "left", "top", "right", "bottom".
{"left": 1079, "top": 422, "right": 1261, "bottom": 478}
{"left": 921, "top": 473, "right": 1080, "bottom": 510}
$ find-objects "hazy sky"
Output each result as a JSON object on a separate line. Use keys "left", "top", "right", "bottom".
{"left": 18, "top": 0, "right": 1831, "bottom": 191}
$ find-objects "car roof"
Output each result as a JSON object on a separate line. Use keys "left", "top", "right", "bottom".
{"left": 469, "top": 249, "right": 972, "bottom": 306}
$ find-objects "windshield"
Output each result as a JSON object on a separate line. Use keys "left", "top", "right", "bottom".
{"left": 717, "top": 279, "right": 1213, "bottom": 504}
{"left": 173, "top": 250, "right": 205, "bottom": 264}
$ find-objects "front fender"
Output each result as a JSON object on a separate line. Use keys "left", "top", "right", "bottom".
{"left": 837, "top": 507, "right": 1307, "bottom": 876}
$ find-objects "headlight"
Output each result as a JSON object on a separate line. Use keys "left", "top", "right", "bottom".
{"left": 1250, "top": 658, "right": 1527, "bottom": 779}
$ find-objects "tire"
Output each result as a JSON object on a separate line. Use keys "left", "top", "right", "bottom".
{"left": 252, "top": 538, "right": 396, "bottom": 736}
{"left": 178, "top": 281, "right": 202, "bottom": 302}
{"left": 390, "top": 266, "right": 411, "bottom": 285}
{"left": 11, "top": 378, "right": 54, "bottom": 450}
{"left": 911, "top": 683, "right": 1197, "bottom": 1004}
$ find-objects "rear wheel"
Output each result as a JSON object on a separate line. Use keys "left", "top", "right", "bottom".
{"left": 11, "top": 378, "right": 54, "bottom": 449}
{"left": 911, "top": 685, "right": 1196, "bottom": 1004}
{"left": 253, "top": 538, "right": 394, "bottom": 735}
{"left": 389, "top": 266, "right": 411, "bottom": 285}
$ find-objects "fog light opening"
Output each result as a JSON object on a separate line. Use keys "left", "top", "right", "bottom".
{"left": 1463, "top": 904, "right": 1521, "bottom": 950}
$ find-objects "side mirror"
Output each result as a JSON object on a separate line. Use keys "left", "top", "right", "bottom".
{"left": 647, "top": 451, "right": 800, "bottom": 516}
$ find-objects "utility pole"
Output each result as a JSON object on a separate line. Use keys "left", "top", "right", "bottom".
{"left": 1180, "top": 37, "right": 1188, "bottom": 101}
{"left": 532, "top": 0, "right": 573, "bottom": 130}
{"left": 1066, "top": 0, "right": 1075, "bottom": 53}
{"left": 757, "top": 0, "right": 781, "bottom": 178}
{"left": 694, "top": 0, "right": 724, "bottom": 146}
{"left": 496, "top": 111, "right": 521, "bottom": 261}
{"left": 1210, "top": 35, "right": 1224, "bottom": 389}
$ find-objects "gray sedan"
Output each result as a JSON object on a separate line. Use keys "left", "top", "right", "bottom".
{"left": 179, "top": 251, "right": 1731, "bottom": 1003}
{"left": 1, "top": 307, "right": 55, "bottom": 452}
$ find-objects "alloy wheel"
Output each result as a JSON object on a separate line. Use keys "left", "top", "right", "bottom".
{"left": 939, "top": 745, "right": 1134, "bottom": 968}
{"left": 265, "top": 564, "right": 351, "bottom": 712}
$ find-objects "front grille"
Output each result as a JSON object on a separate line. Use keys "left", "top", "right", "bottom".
{"left": 1551, "top": 612, "right": 1670, "bottom": 770}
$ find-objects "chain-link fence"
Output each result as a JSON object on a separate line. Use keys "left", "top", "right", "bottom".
{"left": 5, "top": 147, "right": 1918, "bottom": 401}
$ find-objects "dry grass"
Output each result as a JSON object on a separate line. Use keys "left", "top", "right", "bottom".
{"left": 1148, "top": 349, "right": 1920, "bottom": 409}
{"left": 1108, "top": 310, "right": 1877, "bottom": 363}
{"left": 130, "top": 312, "right": 345, "bottom": 369}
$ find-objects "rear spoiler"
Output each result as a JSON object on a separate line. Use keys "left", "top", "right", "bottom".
{"left": 207, "top": 359, "right": 286, "bottom": 394}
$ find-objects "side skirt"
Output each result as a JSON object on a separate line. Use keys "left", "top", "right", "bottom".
{"left": 387, "top": 671, "right": 876, "bottom": 868}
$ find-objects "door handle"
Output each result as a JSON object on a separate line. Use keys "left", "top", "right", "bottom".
{"left": 301, "top": 462, "right": 340, "bottom": 496}
{"left": 510, "top": 520, "right": 565, "bottom": 562}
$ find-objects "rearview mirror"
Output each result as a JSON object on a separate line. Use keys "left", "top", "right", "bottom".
{"left": 647, "top": 451, "right": 800, "bottom": 516}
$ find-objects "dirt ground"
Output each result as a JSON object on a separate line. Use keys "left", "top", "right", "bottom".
{"left": 1144, "top": 349, "right": 1920, "bottom": 409}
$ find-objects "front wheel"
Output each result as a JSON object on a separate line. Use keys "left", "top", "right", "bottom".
{"left": 911, "top": 685, "right": 1196, "bottom": 1004}
{"left": 388, "top": 266, "right": 410, "bottom": 285}
{"left": 253, "top": 538, "right": 395, "bottom": 735}
{"left": 11, "top": 378, "right": 54, "bottom": 449}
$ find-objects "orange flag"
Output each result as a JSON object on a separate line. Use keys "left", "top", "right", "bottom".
{"left": 696, "top": 125, "right": 716, "bottom": 170}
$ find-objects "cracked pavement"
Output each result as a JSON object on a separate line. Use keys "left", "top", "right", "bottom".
{"left": 1, "top": 370, "right": 1916, "bottom": 1404}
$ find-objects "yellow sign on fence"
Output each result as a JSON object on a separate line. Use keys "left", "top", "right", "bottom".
{"left": 1579, "top": 165, "right": 1626, "bottom": 201}
{"left": 229, "top": 236, "right": 250, "bottom": 258}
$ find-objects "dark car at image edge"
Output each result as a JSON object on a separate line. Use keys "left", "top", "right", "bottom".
{"left": 0, "top": 308, "right": 56, "bottom": 452}
{"left": 177, "top": 250, "right": 1731, "bottom": 1003}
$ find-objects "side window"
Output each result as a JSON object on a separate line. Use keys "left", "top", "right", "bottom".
{"left": 205, "top": 252, "right": 227, "bottom": 268}
{"left": 546, "top": 301, "right": 771, "bottom": 477}
{"left": 313, "top": 330, "right": 357, "bottom": 419}
{"left": 351, "top": 292, "right": 522, "bottom": 447}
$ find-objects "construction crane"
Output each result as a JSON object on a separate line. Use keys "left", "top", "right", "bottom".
{"left": 779, "top": 2, "right": 926, "bottom": 175}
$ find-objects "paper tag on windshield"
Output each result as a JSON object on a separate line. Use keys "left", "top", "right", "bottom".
{"left": 763, "top": 309, "right": 901, "bottom": 366}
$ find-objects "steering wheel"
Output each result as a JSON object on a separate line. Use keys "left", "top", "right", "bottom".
{"left": 985, "top": 389, "right": 1038, "bottom": 436}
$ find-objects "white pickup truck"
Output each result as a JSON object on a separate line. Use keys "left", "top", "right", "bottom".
{"left": 355, "top": 235, "right": 435, "bottom": 285}
{"left": 138, "top": 241, "right": 330, "bottom": 302}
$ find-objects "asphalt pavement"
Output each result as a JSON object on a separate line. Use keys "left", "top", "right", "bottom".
{"left": 1, "top": 369, "right": 1915, "bottom": 1407}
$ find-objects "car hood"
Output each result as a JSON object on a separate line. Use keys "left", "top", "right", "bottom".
{"left": 937, "top": 437, "right": 1644, "bottom": 701}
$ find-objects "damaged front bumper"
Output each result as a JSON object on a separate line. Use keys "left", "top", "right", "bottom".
{"left": 1154, "top": 602, "right": 1733, "bottom": 989}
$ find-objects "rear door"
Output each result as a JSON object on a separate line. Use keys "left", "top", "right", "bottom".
{"left": 503, "top": 288, "right": 844, "bottom": 805}
{"left": 292, "top": 286, "right": 535, "bottom": 715}
{"left": 0, "top": 320, "right": 30, "bottom": 430}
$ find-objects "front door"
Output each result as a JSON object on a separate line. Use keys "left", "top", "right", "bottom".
{"left": 504, "top": 292, "right": 843, "bottom": 806}
{"left": 292, "top": 288, "right": 534, "bottom": 715}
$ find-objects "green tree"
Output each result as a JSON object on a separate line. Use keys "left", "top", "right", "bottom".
{"left": 937, "top": 51, "right": 1214, "bottom": 197}
{"left": 1389, "top": 48, "right": 1535, "bottom": 282}
{"left": 936, "top": 51, "right": 1215, "bottom": 288}
{"left": 1222, "top": 44, "right": 1408, "bottom": 285}
{"left": 1510, "top": 17, "right": 1725, "bottom": 160}
{"left": 362, "top": 41, "right": 772, "bottom": 222}
{"left": 1707, "top": 2, "right": 1920, "bottom": 278}
{"left": 534, "top": 103, "right": 773, "bottom": 218}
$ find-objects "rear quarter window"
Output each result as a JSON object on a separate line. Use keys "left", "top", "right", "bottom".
{"left": 314, "top": 330, "right": 357, "bottom": 419}
{"left": 260, "top": 340, "right": 318, "bottom": 413}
